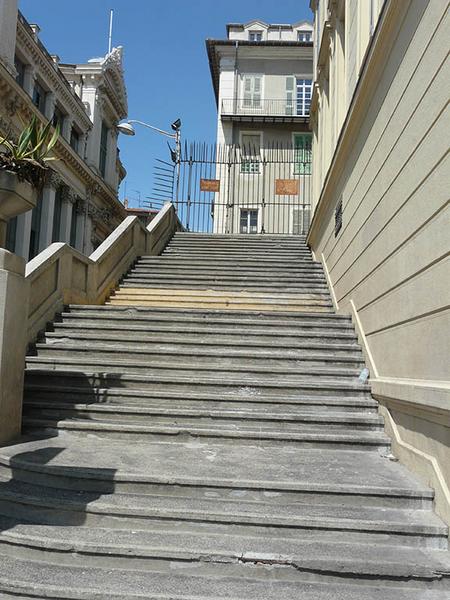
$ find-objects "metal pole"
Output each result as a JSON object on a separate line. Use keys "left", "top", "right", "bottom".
{"left": 175, "top": 129, "right": 181, "bottom": 207}
{"left": 108, "top": 9, "right": 114, "bottom": 54}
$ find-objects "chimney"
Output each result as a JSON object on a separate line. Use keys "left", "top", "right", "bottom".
{"left": 29, "top": 23, "right": 40, "bottom": 40}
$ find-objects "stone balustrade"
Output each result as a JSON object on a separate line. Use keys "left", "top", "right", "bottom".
{"left": 0, "top": 202, "right": 182, "bottom": 443}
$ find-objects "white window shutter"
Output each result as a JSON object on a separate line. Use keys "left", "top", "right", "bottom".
{"left": 286, "top": 76, "right": 294, "bottom": 115}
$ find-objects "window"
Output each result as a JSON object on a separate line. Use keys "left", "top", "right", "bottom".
{"left": 242, "top": 75, "right": 262, "bottom": 109}
{"left": 70, "top": 127, "right": 80, "bottom": 153}
{"left": 52, "top": 105, "right": 65, "bottom": 130}
{"left": 241, "top": 133, "right": 261, "bottom": 174}
{"left": 296, "top": 78, "right": 312, "bottom": 116}
{"left": 293, "top": 134, "right": 312, "bottom": 175}
{"left": 5, "top": 216, "right": 18, "bottom": 253}
{"left": 69, "top": 203, "right": 77, "bottom": 248}
{"left": 29, "top": 194, "right": 43, "bottom": 260}
{"left": 240, "top": 209, "right": 258, "bottom": 234}
{"left": 14, "top": 56, "right": 25, "bottom": 88}
{"left": 249, "top": 31, "right": 263, "bottom": 42}
{"left": 298, "top": 31, "right": 312, "bottom": 42}
{"left": 99, "top": 121, "right": 109, "bottom": 178}
{"left": 52, "top": 187, "right": 63, "bottom": 242}
{"left": 32, "top": 81, "right": 46, "bottom": 113}
{"left": 292, "top": 207, "right": 310, "bottom": 235}
{"left": 335, "top": 199, "right": 343, "bottom": 237}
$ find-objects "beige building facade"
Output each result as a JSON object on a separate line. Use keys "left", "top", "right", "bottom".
{"left": 308, "top": 0, "right": 450, "bottom": 523}
{"left": 206, "top": 20, "right": 314, "bottom": 234}
{"left": 0, "top": 2, "right": 127, "bottom": 260}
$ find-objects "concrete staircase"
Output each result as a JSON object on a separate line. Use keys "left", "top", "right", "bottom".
{"left": 0, "top": 232, "right": 448, "bottom": 598}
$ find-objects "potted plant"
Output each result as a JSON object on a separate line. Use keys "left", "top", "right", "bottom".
{"left": 0, "top": 116, "right": 59, "bottom": 247}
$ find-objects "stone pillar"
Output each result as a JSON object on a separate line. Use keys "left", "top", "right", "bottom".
{"left": 23, "top": 65, "right": 35, "bottom": 98}
{"left": 0, "top": 249, "right": 29, "bottom": 443}
{"left": 38, "top": 184, "right": 57, "bottom": 252}
{"left": 59, "top": 189, "right": 74, "bottom": 243}
{"left": 44, "top": 92, "right": 56, "bottom": 121}
{"left": 74, "top": 198, "right": 86, "bottom": 251}
{"left": 62, "top": 116, "right": 72, "bottom": 142}
{"left": 15, "top": 211, "right": 32, "bottom": 261}
{"left": 0, "top": 0, "right": 18, "bottom": 76}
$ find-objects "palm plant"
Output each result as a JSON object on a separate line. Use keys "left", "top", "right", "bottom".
{"left": 0, "top": 116, "right": 59, "bottom": 189}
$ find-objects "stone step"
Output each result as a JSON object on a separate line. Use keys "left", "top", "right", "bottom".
{"left": 125, "top": 272, "right": 328, "bottom": 284}
{"left": 168, "top": 237, "right": 308, "bottom": 245}
{"left": 43, "top": 329, "right": 361, "bottom": 351}
{"left": 24, "top": 368, "right": 372, "bottom": 398}
{"left": 0, "top": 553, "right": 447, "bottom": 599}
{"left": 52, "top": 322, "right": 359, "bottom": 344}
{"left": 64, "top": 305, "right": 352, "bottom": 327}
{"left": 137, "top": 258, "right": 324, "bottom": 271}
{"left": 26, "top": 354, "right": 365, "bottom": 381}
{"left": 110, "top": 287, "right": 331, "bottom": 300}
{"left": 162, "top": 251, "right": 313, "bottom": 260}
{"left": 133, "top": 261, "right": 324, "bottom": 272}
{"left": 23, "top": 401, "right": 384, "bottom": 429}
{"left": 120, "top": 280, "right": 330, "bottom": 293}
{"left": 107, "top": 300, "right": 333, "bottom": 313}
{"left": 139, "top": 256, "right": 321, "bottom": 268}
{"left": 129, "top": 268, "right": 327, "bottom": 281}
{"left": 1, "top": 518, "right": 449, "bottom": 586}
{"left": 173, "top": 233, "right": 308, "bottom": 239}
{"left": 22, "top": 416, "right": 390, "bottom": 449}
{"left": 0, "top": 436, "right": 434, "bottom": 506}
{"left": 0, "top": 475, "right": 443, "bottom": 547}
{"left": 40, "top": 336, "right": 364, "bottom": 362}
{"left": 107, "top": 291, "right": 333, "bottom": 312}
{"left": 24, "top": 385, "right": 378, "bottom": 412}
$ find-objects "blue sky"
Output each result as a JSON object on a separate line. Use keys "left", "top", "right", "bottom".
{"left": 19, "top": 0, "right": 312, "bottom": 208}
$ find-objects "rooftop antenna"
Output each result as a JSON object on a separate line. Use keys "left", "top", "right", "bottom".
{"left": 108, "top": 9, "right": 114, "bottom": 54}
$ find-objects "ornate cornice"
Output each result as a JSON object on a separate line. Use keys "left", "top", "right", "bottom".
{"left": 16, "top": 17, "right": 91, "bottom": 129}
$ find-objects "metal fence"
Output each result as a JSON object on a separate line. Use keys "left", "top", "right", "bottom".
{"left": 147, "top": 140, "right": 312, "bottom": 235}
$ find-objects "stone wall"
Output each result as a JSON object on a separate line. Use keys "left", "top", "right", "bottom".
{"left": 308, "top": 0, "right": 450, "bottom": 525}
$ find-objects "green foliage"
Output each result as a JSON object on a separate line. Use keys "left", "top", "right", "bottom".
{"left": 0, "top": 116, "right": 60, "bottom": 188}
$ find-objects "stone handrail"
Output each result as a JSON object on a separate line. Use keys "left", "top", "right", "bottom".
{"left": 0, "top": 202, "right": 181, "bottom": 443}
{"left": 26, "top": 201, "right": 181, "bottom": 344}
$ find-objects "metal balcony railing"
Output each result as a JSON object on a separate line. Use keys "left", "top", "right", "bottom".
{"left": 221, "top": 98, "right": 310, "bottom": 118}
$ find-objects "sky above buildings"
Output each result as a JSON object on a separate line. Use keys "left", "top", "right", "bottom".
{"left": 19, "top": 0, "right": 312, "bottom": 208}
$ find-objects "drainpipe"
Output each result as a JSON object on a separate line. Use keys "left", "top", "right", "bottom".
{"left": 233, "top": 41, "right": 239, "bottom": 116}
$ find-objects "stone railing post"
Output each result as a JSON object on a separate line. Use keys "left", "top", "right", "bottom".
{"left": 0, "top": 249, "right": 29, "bottom": 443}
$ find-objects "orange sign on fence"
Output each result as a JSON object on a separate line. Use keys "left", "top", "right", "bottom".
{"left": 200, "top": 179, "right": 220, "bottom": 192}
{"left": 275, "top": 179, "right": 299, "bottom": 195}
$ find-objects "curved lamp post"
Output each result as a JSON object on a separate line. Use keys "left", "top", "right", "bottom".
{"left": 117, "top": 119, "right": 182, "bottom": 204}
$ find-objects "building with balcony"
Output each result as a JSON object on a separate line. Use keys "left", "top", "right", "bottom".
{"left": 205, "top": 19, "right": 314, "bottom": 234}
{"left": 0, "top": 0, "right": 128, "bottom": 260}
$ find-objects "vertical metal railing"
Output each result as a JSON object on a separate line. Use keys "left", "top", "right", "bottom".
{"left": 147, "top": 140, "right": 312, "bottom": 235}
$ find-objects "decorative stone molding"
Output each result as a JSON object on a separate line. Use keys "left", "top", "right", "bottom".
{"left": 88, "top": 203, "right": 113, "bottom": 226}
{"left": 60, "top": 185, "right": 77, "bottom": 205}
{"left": 46, "top": 169, "right": 62, "bottom": 190}
{"left": 74, "top": 196, "right": 86, "bottom": 215}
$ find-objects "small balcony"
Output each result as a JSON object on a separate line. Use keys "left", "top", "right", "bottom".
{"left": 220, "top": 98, "right": 310, "bottom": 123}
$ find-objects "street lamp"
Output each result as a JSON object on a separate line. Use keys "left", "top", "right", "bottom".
{"left": 117, "top": 118, "right": 182, "bottom": 204}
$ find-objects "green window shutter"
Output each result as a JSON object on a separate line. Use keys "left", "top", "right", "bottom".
{"left": 294, "top": 134, "right": 312, "bottom": 175}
